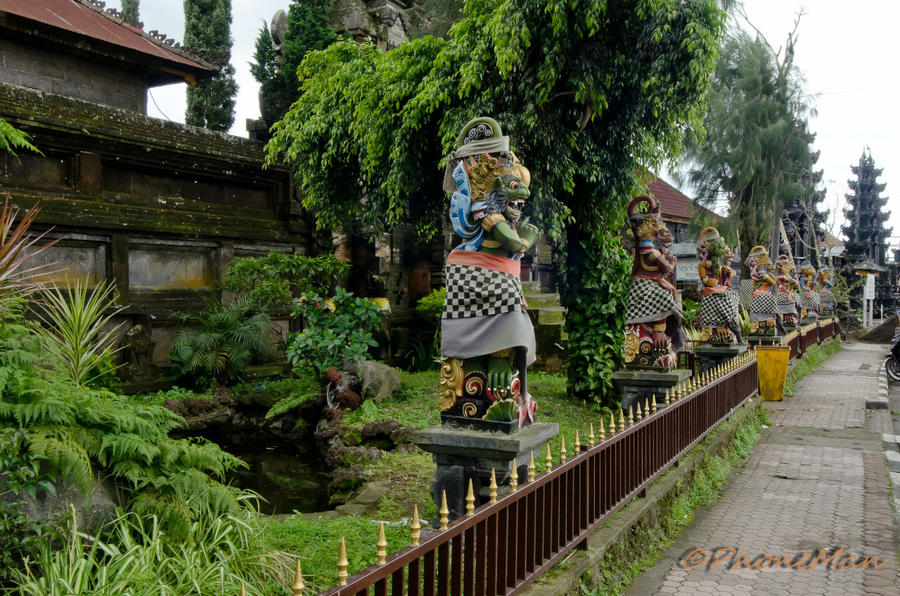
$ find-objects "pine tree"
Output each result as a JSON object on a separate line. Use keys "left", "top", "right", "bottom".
{"left": 842, "top": 149, "right": 891, "bottom": 265}
{"left": 250, "top": 0, "right": 337, "bottom": 126}
{"left": 680, "top": 28, "right": 813, "bottom": 266}
{"left": 121, "top": 0, "right": 140, "bottom": 27}
{"left": 183, "top": 0, "right": 237, "bottom": 131}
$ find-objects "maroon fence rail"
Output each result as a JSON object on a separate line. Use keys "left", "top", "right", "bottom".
{"left": 319, "top": 358, "right": 759, "bottom": 596}
{"left": 799, "top": 323, "right": 819, "bottom": 354}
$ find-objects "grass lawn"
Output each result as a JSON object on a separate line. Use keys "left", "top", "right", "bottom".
{"left": 262, "top": 368, "right": 621, "bottom": 588}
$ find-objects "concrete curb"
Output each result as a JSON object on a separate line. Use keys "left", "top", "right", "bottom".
{"left": 867, "top": 365, "right": 890, "bottom": 409}
{"left": 882, "top": 433, "right": 900, "bottom": 529}
{"left": 520, "top": 400, "right": 760, "bottom": 596}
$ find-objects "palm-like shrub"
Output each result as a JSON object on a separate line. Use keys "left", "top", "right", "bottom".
{"left": 34, "top": 278, "right": 124, "bottom": 388}
{"left": 172, "top": 296, "right": 275, "bottom": 386}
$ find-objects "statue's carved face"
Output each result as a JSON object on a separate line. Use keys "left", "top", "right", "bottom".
{"left": 656, "top": 226, "right": 674, "bottom": 250}
{"left": 777, "top": 260, "right": 794, "bottom": 275}
{"left": 492, "top": 170, "right": 531, "bottom": 223}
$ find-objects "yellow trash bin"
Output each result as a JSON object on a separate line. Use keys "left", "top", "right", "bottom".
{"left": 756, "top": 345, "right": 790, "bottom": 401}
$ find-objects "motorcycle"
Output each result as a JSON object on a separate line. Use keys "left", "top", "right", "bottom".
{"left": 885, "top": 312, "right": 900, "bottom": 381}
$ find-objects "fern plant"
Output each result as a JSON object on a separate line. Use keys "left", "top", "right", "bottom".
{"left": 0, "top": 308, "right": 246, "bottom": 534}
{"left": 171, "top": 296, "right": 275, "bottom": 387}
{"left": 34, "top": 278, "right": 124, "bottom": 388}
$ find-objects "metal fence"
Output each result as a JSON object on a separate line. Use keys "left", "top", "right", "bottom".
{"left": 300, "top": 322, "right": 843, "bottom": 595}
{"left": 316, "top": 353, "right": 760, "bottom": 596}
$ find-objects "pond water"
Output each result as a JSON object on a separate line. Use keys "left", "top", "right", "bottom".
{"left": 220, "top": 440, "right": 332, "bottom": 515}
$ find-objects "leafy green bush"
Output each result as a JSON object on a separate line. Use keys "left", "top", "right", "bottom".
{"left": 34, "top": 278, "right": 124, "bottom": 388}
{"left": 682, "top": 298, "right": 701, "bottom": 327}
{"left": 0, "top": 428, "right": 64, "bottom": 582}
{"left": 286, "top": 288, "right": 386, "bottom": 375}
{"left": 410, "top": 287, "right": 445, "bottom": 370}
{"left": 171, "top": 296, "right": 276, "bottom": 387}
{"left": 222, "top": 251, "right": 348, "bottom": 310}
{"left": 414, "top": 287, "right": 445, "bottom": 321}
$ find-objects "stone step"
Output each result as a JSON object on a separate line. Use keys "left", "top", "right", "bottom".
{"left": 523, "top": 292, "right": 560, "bottom": 308}
{"left": 533, "top": 306, "right": 566, "bottom": 326}
{"left": 521, "top": 280, "right": 542, "bottom": 293}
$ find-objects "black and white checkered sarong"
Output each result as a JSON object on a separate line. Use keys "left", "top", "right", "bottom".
{"left": 700, "top": 289, "right": 739, "bottom": 327}
{"left": 626, "top": 278, "right": 678, "bottom": 324}
{"left": 798, "top": 292, "right": 820, "bottom": 310}
{"left": 442, "top": 264, "right": 525, "bottom": 319}
{"left": 749, "top": 292, "right": 778, "bottom": 315}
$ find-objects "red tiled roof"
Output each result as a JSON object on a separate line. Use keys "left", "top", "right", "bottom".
{"left": 648, "top": 177, "right": 692, "bottom": 220}
{"left": 0, "top": 0, "right": 211, "bottom": 72}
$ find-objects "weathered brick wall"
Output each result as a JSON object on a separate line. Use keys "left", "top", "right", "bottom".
{"left": 0, "top": 38, "right": 147, "bottom": 112}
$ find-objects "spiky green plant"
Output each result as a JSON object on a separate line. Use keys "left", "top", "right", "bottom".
{"left": 10, "top": 500, "right": 291, "bottom": 595}
{"left": 34, "top": 278, "right": 124, "bottom": 388}
{"left": 172, "top": 296, "right": 275, "bottom": 386}
{"left": 0, "top": 197, "right": 57, "bottom": 312}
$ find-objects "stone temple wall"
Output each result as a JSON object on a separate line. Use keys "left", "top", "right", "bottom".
{"left": 0, "top": 82, "right": 305, "bottom": 365}
{"left": 0, "top": 37, "right": 148, "bottom": 113}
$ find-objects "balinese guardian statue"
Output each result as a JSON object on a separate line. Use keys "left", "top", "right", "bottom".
{"left": 696, "top": 227, "right": 742, "bottom": 343}
{"left": 745, "top": 245, "right": 783, "bottom": 335}
{"left": 775, "top": 254, "right": 800, "bottom": 328}
{"left": 817, "top": 266, "right": 837, "bottom": 315}
{"left": 623, "top": 196, "right": 684, "bottom": 369}
{"left": 439, "top": 118, "right": 539, "bottom": 430}
{"left": 797, "top": 261, "right": 820, "bottom": 321}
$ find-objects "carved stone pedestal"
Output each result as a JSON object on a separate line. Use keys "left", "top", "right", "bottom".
{"left": 747, "top": 334, "right": 782, "bottom": 347}
{"left": 613, "top": 368, "right": 692, "bottom": 411}
{"left": 414, "top": 422, "right": 558, "bottom": 524}
{"left": 693, "top": 344, "right": 747, "bottom": 374}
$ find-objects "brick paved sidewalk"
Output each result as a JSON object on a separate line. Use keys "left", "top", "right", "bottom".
{"left": 627, "top": 342, "right": 899, "bottom": 596}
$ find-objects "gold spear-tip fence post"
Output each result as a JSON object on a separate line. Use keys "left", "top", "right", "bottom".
{"left": 574, "top": 430, "right": 581, "bottom": 453}
{"left": 439, "top": 490, "right": 449, "bottom": 530}
{"left": 465, "top": 479, "right": 475, "bottom": 516}
{"left": 338, "top": 537, "right": 349, "bottom": 586}
{"left": 411, "top": 504, "right": 421, "bottom": 546}
{"left": 377, "top": 522, "right": 387, "bottom": 565}
{"left": 291, "top": 559, "right": 305, "bottom": 596}
{"left": 489, "top": 469, "right": 498, "bottom": 503}
{"left": 528, "top": 451, "right": 536, "bottom": 482}
{"left": 510, "top": 461, "right": 519, "bottom": 492}
{"left": 545, "top": 443, "right": 553, "bottom": 472}
{"left": 560, "top": 435, "right": 567, "bottom": 463}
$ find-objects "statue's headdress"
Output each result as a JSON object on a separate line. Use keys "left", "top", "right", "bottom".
{"left": 745, "top": 245, "right": 769, "bottom": 266}
{"left": 696, "top": 226, "right": 720, "bottom": 260}
{"left": 446, "top": 118, "right": 527, "bottom": 253}
{"left": 627, "top": 195, "right": 661, "bottom": 226}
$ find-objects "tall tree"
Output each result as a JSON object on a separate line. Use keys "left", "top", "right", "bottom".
{"left": 842, "top": 149, "right": 891, "bottom": 265}
{"left": 121, "top": 0, "right": 140, "bottom": 26}
{"left": 266, "top": 0, "right": 725, "bottom": 402}
{"left": 250, "top": 0, "right": 338, "bottom": 126}
{"left": 183, "top": 0, "right": 237, "bottom": 131}
{"left": 679, "top": 25, "right": 813, "bottom": 265}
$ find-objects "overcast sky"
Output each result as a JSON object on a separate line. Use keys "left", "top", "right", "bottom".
{"left": 129, "top": 1, "right": 900, "bottom": 250}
